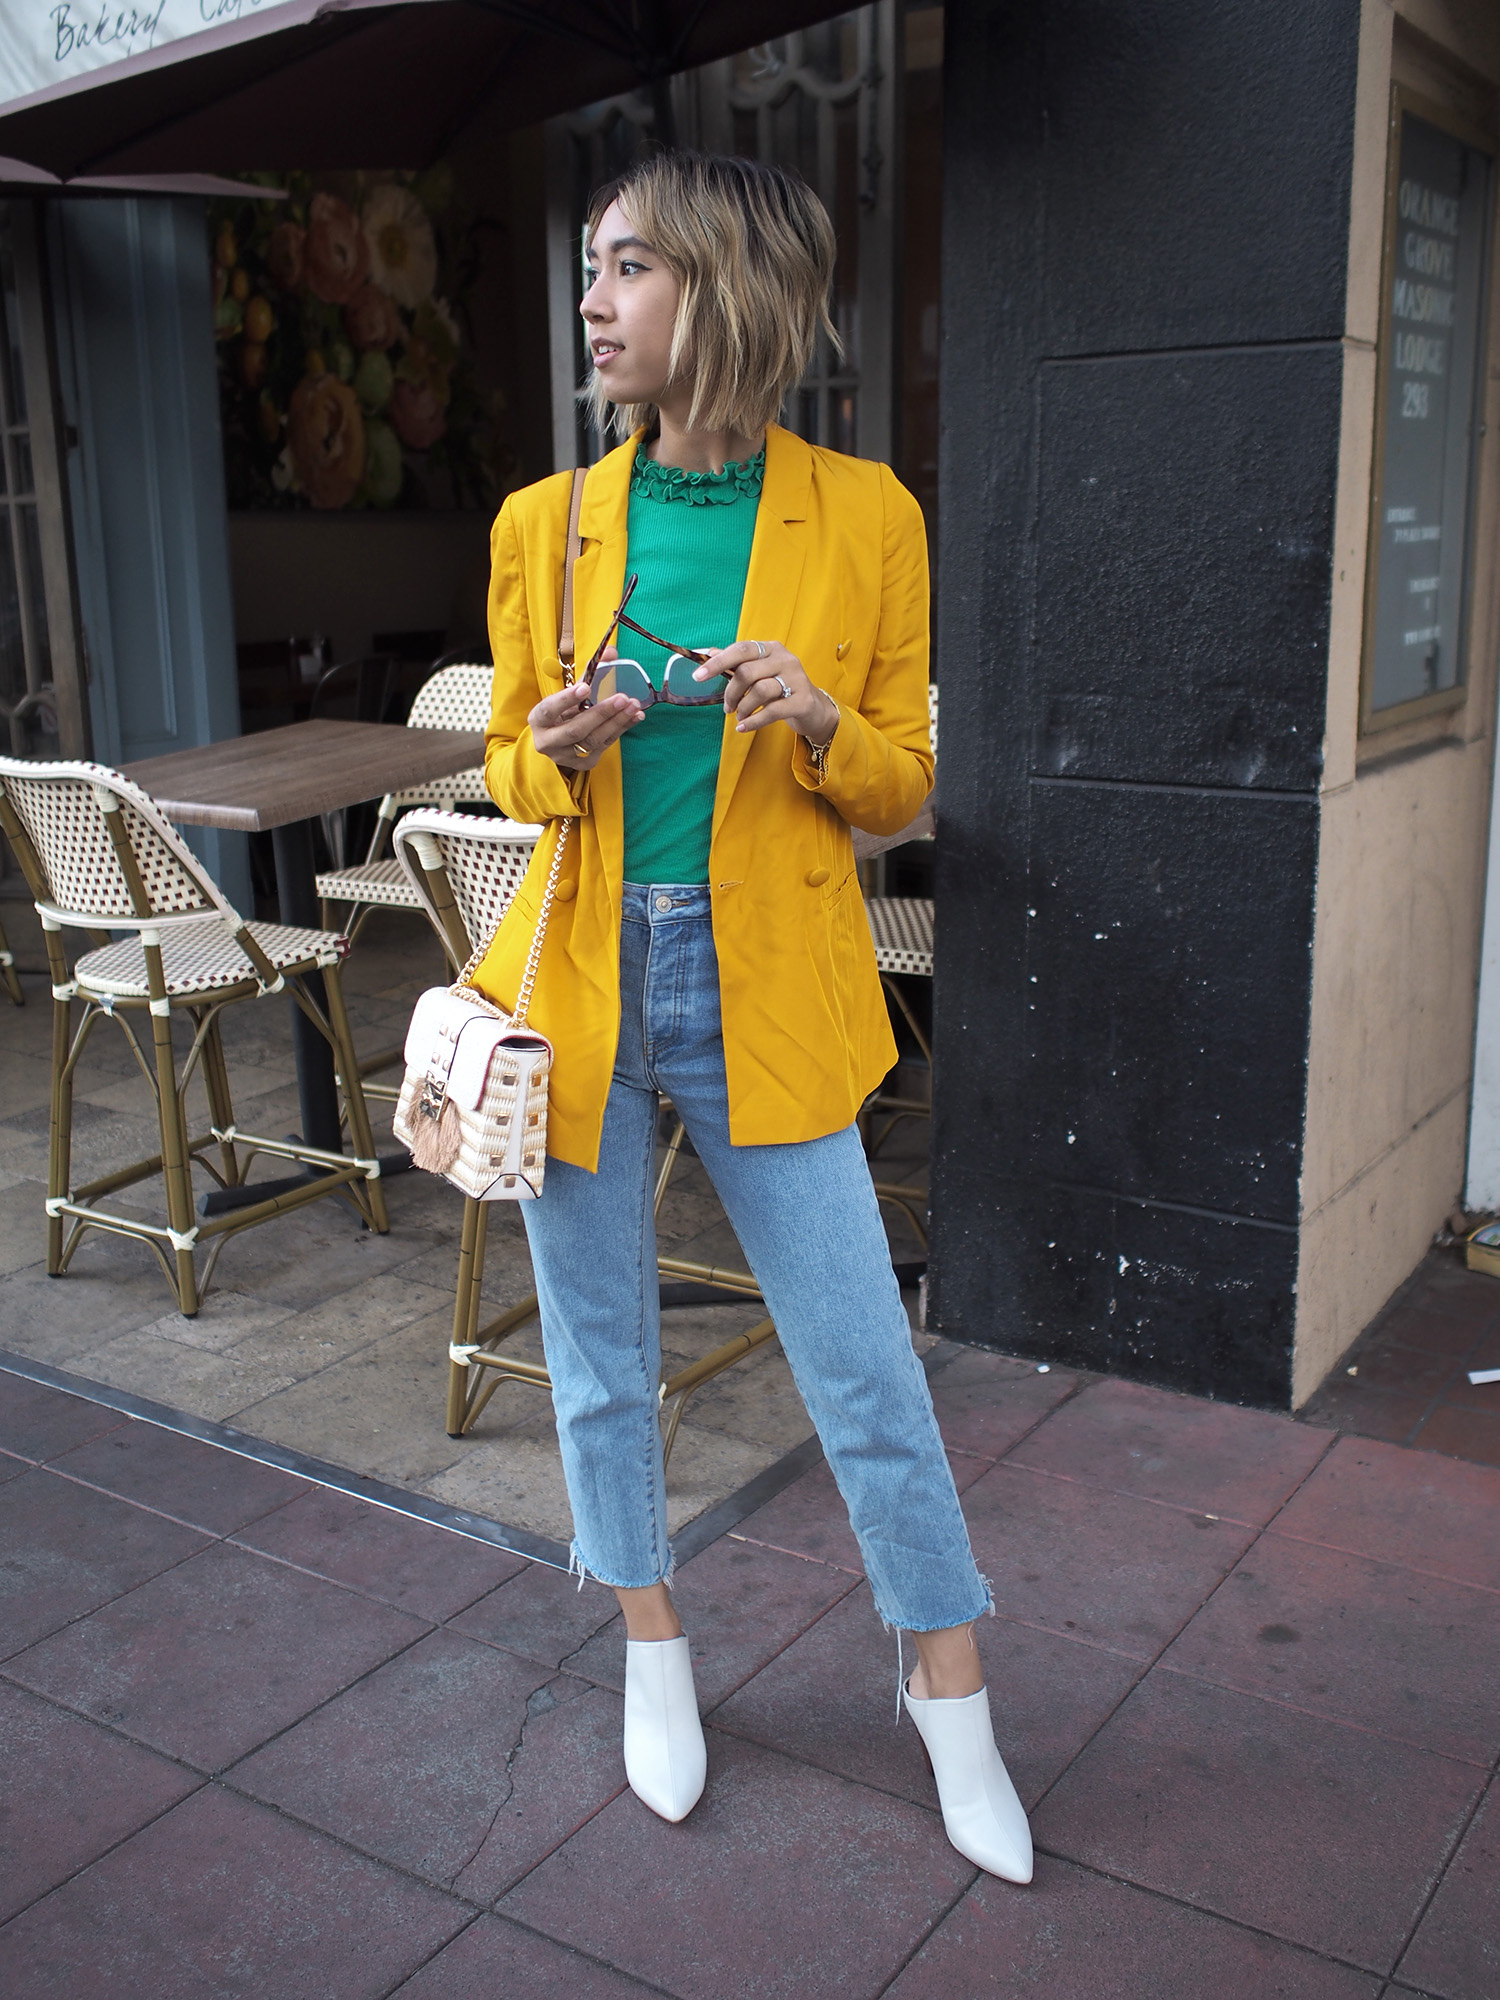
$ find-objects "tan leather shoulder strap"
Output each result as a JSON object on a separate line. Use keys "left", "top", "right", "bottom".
{"left": 557, "top": 465, "right": 587, "bottom": 679}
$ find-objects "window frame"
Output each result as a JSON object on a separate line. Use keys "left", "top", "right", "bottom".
{"left": 1359, "top": 83, "right": 1496, "bottom": 740}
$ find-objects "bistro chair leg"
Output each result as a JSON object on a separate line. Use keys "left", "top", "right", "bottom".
{"left": 147, "top": 992, "right": 199, "bottom": 1316}
{"left": 322, "top": 959, "right": 389, "bottom": 1234}
{"left": 654, "top": 1110, "right": 687, "bottom": 1217}
{"left": 0, "top": 914, "right": 22, "bottom": 1005}
{"left": 199, "top": 1012, "right": 242, "bottom": 1188}
{"left": 880, "top": 972, "right": 932, "bottom": 1067}
{"left": 447, "top": 1196, "right": 489, "bottom": 1436}
{"left": 46, "top": 985, "right": 73, "bottom": 1275}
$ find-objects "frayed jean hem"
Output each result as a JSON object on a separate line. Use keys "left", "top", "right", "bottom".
{"left": 569, "top": 1539, "right": 676, "bottom": 1594}
{"left": 873, "top": 1580, "right": 995, "bottom": 1635}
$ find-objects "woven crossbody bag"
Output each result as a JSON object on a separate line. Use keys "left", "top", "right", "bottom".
{"left": 391, "top": 817, "right": 570, "bottom": 1202}
{"left": 392, "top": 467, "right": 588, "bottom": 1202}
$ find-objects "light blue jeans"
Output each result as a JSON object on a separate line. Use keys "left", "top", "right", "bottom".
{"left": 522, "top": 881, "right": 990, "bottom": 1633}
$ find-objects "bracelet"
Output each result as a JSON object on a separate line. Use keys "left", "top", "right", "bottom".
{"left": 804, "top": 688, "right": 838, "bottom": 781}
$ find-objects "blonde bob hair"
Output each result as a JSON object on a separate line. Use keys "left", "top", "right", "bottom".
{"left": 585, "top": 151, "right": 839, "bottom": 440}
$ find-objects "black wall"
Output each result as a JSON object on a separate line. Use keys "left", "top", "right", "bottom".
{"left": 930, "top": 0, "right": 1360, "bottom": 1407}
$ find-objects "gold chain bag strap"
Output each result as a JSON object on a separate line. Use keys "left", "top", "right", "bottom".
{"left": 391, "top": 468, "right": 586, "bottom": 1201}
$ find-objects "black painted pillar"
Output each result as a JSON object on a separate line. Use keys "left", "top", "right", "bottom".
{"left": 930, "top": 0, "right": 1359, "bottom": 1407}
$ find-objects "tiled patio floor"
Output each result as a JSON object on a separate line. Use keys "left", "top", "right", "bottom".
{"left": 3, "top": 1356, "right": 1496, "bottom": 1997}
{"left": 0, "top": 893, "right": 928, "bottom": 1553}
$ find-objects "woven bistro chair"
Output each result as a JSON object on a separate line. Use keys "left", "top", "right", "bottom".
{"left": 860, "top": 682, "right": 939, "bottom": 1243}
{"left": 0, "top": 757, "right": 388, "bottom": 1316}
{"left": 315, "top": 663, "right": 493, "bottom": 1103}
{"left": 315, "top": 662, "right": 492, "bottom": 940}
{"left": 392, "top": 808, "right": 776, "bottom": 1456}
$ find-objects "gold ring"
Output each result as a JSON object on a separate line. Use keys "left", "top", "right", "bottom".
{"left": 572, "top": 744, "right": 591, "bottom": 759}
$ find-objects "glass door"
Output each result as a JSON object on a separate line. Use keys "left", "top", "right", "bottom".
{"left": 0, "top": 200, "right": 85, "bottom": 765}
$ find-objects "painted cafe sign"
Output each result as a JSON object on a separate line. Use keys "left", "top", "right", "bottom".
{"left": 0, "top": 0, "right": 298, "bottom": 110}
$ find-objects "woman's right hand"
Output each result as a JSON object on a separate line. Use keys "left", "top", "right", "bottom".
{"left": 530, "top": 653, "right": 644, "bottom": 770}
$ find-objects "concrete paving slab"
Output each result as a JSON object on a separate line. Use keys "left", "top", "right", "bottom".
{"left": 1160, "top": 1532, "right": 1500, "bottom": 1765}
{"left": 4, "top": 1538, "right": 426, "bottom": 1770}
{"left": 1396, "top": 1777, "right": 1500, "bottom": 2000}
{"left": 229, "top": 1311, "right": 475, "bottom": 1485}
{"left": 962, "top": 1460, "right": 1258, "bottom": 1659}
{"left": 0, "top": 1786, "right": 468, "bottom": 1999}
{"left": 886, "top": 1856, "right": 1383, "bottom": 1999}
{"left": 567, "top": 1532, "right": 863, "bottom": 1706}
{"left": 0, "top": 1374, "right": 125, "bottom": 1460}
{"left": 498, "top": 1730, "right": 974, "bottom": 2000}
{"left": 229, "top": 1632, "right": 624, "bottom": 1902}
{"left": 712, "top": 1578, "right": 1141, "bottom": 1813}
{"left": 120, "top": 1291, "right": 299, "bottom": 1358}
{"left": 232, "top": 1483, "right": 526, "bottom": 1620}
{"left": 0, "top": 1178, "right": 50, "bottom": 1276}
{"left": 0, "top": 1467, "right": 208, "bottom": 1657}
{"left": 48, "top": 1420, "right": 309, "bottom": 1537}
{"left": 449, "top": 1560, "right": 620, "bottom": 1672}
{"left": 2, "top": 1326, "right": 1498, "bottom": 2000}
{"left": 0, "top": 1680, "right": 202, "bottom": 1925}
{"left": 1008, "top": 1374, "right": 1334, "bottom": 1523}
{"left": 659, "top": 1422, "right": 785, "bottom": 1534}
{"left": 0, "top": 1261, "right": 180, "bottom": 1360}
{"left": 390, "top": 1916, "right": 663, "bottom": 1998}
{"left": 424, "top": 1418, "right": 579, "bottom": 1541}
{"left": 923, "top": 1345, "right": 1085, "bottom": 1458}
{"left": 729, "top": 1458, "right": 866, "bottom": 1574}
{"left": 1034, "top": 1669, "right": 1484, "bottom": 1973}
{"left": 1271, "top": 1436, "right": 1500, "bottom": 1591}
{"left": 69, "top": 1330, "right": 298, "bottom": 1425}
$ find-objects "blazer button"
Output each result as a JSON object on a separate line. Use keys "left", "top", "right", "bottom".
{"left": 805, "top": 867, "right": 830, "bottom": 887}
{"left": 835, "top": 639, "right": 851, "bottom": 660}
{"left": 554, "top": 880, "right": 577, "bottom": 902}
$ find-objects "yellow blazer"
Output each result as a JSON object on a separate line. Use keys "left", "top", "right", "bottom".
{"left": 475, "top": 422, "right": 933, "bottom": 1172}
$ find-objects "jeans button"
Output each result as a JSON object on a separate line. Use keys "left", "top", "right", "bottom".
{"left": 654, "top": 894, "right": 672, "bottom": 912}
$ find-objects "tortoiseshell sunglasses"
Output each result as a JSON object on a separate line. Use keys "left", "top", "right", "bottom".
{"left": 576, "top": 573, "right": 727, "bottom": 710}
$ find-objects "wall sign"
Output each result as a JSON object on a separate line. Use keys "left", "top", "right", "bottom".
{"left": 1362, "top": 88, "right": 1493, "bottom": 732}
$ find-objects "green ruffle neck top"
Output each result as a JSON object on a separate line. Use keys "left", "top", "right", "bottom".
{"left": 618, "top": 445, "right": 765, "bottom": 886}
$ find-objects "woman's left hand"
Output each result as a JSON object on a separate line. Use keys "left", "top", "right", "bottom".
{"left": 695, "top": 641, "right": 839, "bottom": 743}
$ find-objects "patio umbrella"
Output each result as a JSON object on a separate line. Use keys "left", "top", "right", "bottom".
{"left": 0, "top": 158, "right": 288, "bottom": 199}
{"left": 0, "top": 0, "right": 850, "bottom": 180}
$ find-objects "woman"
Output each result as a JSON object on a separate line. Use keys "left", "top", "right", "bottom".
{"left": 478, "top": 151, "right": 1030, "bottom": 1884}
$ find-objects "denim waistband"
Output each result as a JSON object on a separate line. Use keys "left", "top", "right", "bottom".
{"left": 621, "top": 881, "right": 714, "bottom": 923}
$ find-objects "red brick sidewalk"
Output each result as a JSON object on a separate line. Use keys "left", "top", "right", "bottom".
{"left": 1, "top": 1351, "right": 1496, "bottom": 1998}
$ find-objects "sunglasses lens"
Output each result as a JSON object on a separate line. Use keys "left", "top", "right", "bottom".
{"left": 663, "top": 654, "right": 726, "bottom": 704}
{"left": 596, "top": 659, "right": 654, "bottom": 707}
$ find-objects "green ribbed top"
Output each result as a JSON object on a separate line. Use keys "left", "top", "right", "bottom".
{"left": 618, "top": 446, "right": 763, "bottom": 885}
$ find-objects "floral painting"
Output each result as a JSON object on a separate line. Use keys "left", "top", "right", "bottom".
{"left": 210, "top": 170, "right": 505, "bottom": 511}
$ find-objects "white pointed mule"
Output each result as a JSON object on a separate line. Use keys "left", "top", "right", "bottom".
{"left": 623, "top": 1634, "right": 708, "bottom": 1823}
{"left": 903, "top": 1682, "right": 1034, "bottom": 1883}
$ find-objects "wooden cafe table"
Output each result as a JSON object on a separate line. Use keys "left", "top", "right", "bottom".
{"left": 123, "top": 717, "right": 483, "bottom": 1211}
{"left": 852, "top": 801, "right": 934, "bottom": 863}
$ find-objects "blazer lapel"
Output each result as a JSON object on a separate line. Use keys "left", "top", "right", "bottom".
{"left": 569, "top": 436, "right": 635, "bottom": 893}
{"left": 571, "top": 435, "right": 634, "bottom": 675}
{"left": 713, "top": 424, "right": 813, "bottom": 833}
